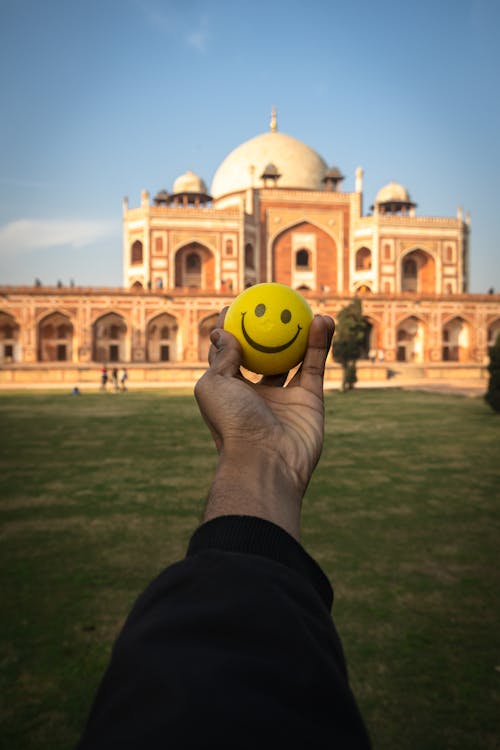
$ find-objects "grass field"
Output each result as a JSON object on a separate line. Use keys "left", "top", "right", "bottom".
{"left": 0, "top": 387, "right": 499, "bottom": 749}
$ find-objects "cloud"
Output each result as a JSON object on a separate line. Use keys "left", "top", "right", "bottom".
{"left": 132, "top": 1, "right": 211, "bottom": 53}
{"left": 186, "top": 14, "right": 210, "bottom": 53}
{"left": 0, "top": 218, "right": 120, "bottom": 255}
{"left": 186, "top": 26, "right": 210, "bottom": 53}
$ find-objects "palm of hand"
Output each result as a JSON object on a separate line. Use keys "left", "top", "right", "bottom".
{"left": 209, "top": 372, "right": 324, "bottom": 491}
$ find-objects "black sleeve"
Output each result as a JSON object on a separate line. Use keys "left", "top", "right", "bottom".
{"left": 76, "top": 515, "right": 371, "bottom": 749}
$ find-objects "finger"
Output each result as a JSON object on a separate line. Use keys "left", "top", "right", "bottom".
{"left": 207, "top": 307, "right": 229, "bottom": 366}
{"left": 292, "top": 315, "right": 334, "bottom": 397}
{"left": 207, "top": 328, "right": 243, "bottom": 378}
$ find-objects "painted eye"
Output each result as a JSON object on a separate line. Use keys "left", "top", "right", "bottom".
{"left": 281, "top": 309, "right": 292, "bottom": 324}
{"left": 255, "top": 303, "right": 266, "bottom": 317}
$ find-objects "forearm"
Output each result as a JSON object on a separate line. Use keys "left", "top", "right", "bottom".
{"left": 203, "top": 451, "right": 304, "bottom": 541}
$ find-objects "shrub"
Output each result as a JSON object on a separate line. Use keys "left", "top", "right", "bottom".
{"left": 484, "top": 332, "right": 500, "bottom": 413}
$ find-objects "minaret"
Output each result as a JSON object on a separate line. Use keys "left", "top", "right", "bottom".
{"left": 270, "top": 105, "right": 277, "bottom": 133}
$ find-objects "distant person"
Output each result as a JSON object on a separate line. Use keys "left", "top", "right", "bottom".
{"left": 76, "top": 313, "right": 372, "bottom": 749}
{"left": 111, "top": 368, "right": 119, "bottom": 392}
{"left": 100, "top": 367, "right": 108, "bottom": 391}
{"left": 72, "top": 386, "right": 80, "bottom": 396}
{"left": 120, "top": 367, "right": 128, "bottom": 392}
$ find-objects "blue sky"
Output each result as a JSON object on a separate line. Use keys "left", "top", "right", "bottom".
{"left": 0, "top": 0, "right": 499, "bottom": 292}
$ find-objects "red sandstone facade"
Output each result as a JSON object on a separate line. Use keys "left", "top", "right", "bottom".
{"left": 1, "top": 120, "right": 499, "bottom": 380}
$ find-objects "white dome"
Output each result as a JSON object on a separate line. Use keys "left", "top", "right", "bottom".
{"left": 375, "top": 181, "right": 412, "bottom": 204}
{"left": 211, "top": 131, "right": 329, "bottom": 198}
{"left": 172, "top": 170, "right": 208, "bottom": 195}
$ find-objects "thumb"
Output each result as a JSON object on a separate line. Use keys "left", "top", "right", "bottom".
{"left": 208, "top": 328, "right": 243, "bottom": 378}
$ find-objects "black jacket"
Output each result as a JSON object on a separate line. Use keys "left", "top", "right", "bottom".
{"left": 77, "top": 515, "right": 371, "bottom": 748}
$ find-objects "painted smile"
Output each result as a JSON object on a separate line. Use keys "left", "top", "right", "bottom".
{"left": 241, "top": 311, "right": 302, "bottom": 354}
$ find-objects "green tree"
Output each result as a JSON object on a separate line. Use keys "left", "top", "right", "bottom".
{"left": 484, "top": 332, "right": 500, "bottom": 413}
{"left": 332, "top": 298, "right": 368, "bottom": 391}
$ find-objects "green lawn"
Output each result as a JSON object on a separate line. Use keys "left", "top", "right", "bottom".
{"left": 0, "top": 388, "right": 499, "bottom": 749}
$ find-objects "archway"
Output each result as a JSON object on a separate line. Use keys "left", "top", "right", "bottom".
{"left": 38, "top": 312, "right": 74, "bottom": 362}
{"left": 355, "top": 247, "right": 372, "bottom": 271}
{"left": 147, "top": 313, "right": 178, "bottom": 362}
{"left": 272, "top": 221, "right": 337, "bottom": 292}
{"left": 396, "top": 316, "right": 425, "bottom": 362}
{"left": 442, "top": 317, "right": 470, "bottom": 362}
{"left": 92, "top": 313, "right": 127, "bottom": 363}
{"left": 175, "top": 242, "right": 215, "bottom": 289}
{"left": 401, "top": 249, "right": 436, "bottom": 293}
{"left": 0, "top": 311, "right": 20, "bottom": 363}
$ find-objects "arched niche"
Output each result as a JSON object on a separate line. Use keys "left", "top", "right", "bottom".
{"left": 147, "top": 313, "right": 178, "bottom": 362}
{"left": 38, "top": 311, "right": 74, "bottom": 362}
{"left": 175, "top": 242, "right": 214, "bottom": 289}
{"left": 92, "top": 312, "right": 127, "bottom": 363}
{"left": 442, "top": 317, "right": 470, "bottom": 362}
{"left": 0, "top": 311, "right": 20, "bottom": 363}
{"left": 401, "top": 249, "right": 436, "bottom": 293}
{"left": 396, "top": 316, "right": 426, "bottom": 363}
{"left": 355, "top": 247, "right": 372, "bottom": 271}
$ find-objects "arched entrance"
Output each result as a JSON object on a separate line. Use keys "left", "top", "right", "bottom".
{"left": 401, "top": 249, "right": 436, "bottom": 293}
{"left": 355, "top": 247, "right": 372, "bottom": 270}
{"left": 198, "top": 314, "right": 218, "bottom": 362}
{"left": 396, "top": 316, "right": 425, "bottom": 362}
{"left": 442, "top": 317, "right": 470, "bottom": 361}
{"left": 147, "top": 313, "right": 178, "bottom": 362}
{"left": 38, "top": 312, "right": 74, "bottom": 362}
{"left": 0, "top": 311, "right": 19, "bottom": 363}
{"left": 272, "top": 221, "right": 337, "bottom": 292}
{"left": 92, "top": 313, "right": 127, "bottom": 363}
{"left": 175, "top": 242, "right": 215, "bottom": 289}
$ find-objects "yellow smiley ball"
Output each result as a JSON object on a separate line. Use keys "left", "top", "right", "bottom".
{"left": 224, "top": 283, "right": 313, "bottom": 375}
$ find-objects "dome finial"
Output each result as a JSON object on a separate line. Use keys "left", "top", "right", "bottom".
{"left": 270, "top": 105, "right": 277, "bottom": 133}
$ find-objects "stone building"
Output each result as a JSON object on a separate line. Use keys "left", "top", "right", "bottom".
{"left": 1, "top": 111, "right": 499, "bottom": 384}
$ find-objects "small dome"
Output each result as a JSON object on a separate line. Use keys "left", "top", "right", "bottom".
{"left": 324, "top": 166, "right": 344, "bottom": 180}
{"left": 172, "top": 170, "right": 208, "bottom": 195}
{"left": 260, "top": 162, "right": 281, "bottom": 179}
{"left": 211, "top": 130, "right": 329, "bottom": 198}
{"left": 375, "top": 181, "right": 412, "bottom": 205}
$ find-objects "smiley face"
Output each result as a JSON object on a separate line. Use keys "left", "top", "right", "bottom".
{"left": 224, "top": 283, "right": 313, "bottom": 375}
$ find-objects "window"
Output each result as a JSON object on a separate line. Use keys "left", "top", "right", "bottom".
{"left": 131, "top": 240, "right": 143, "bottom": 265}
{"left": 296, "top": 249, "right": 310, "bottom": 268}
{"left": 57, "top": 325, "right": 67, "bottom": 338}
{"left": 160, "top": 326, "right": 170, "bottom": 339}
{"left": 225, "top": 240, "right": 233, "bottom": 255}
{"left": 355, "top": 247, "right": 372, "bottom": 270}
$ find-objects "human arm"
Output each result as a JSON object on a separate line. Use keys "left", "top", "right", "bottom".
{"left": 76, "top": 313, "right": 372, "bottom": 749}
{"left": 194, "top": 313, "right": 335, "bottom": 540}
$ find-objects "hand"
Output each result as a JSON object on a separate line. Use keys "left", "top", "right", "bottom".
{"left": 194, "top": 312, "right": 335, "bottom": 540}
